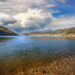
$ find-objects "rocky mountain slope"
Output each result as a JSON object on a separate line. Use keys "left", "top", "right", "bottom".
{"left": 27, "top": 27, "right": 75, "bottom": 37}
{"left": 0, "top": 26, "right": 18, "bottom": 35}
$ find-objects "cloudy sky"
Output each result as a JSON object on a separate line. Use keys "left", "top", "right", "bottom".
{"left": 0, "top": 0, "right": 75, "bottom": 33}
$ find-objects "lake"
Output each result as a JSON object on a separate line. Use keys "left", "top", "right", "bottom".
{"left": 0, "top": 36, "right": 75, "bottom": 75}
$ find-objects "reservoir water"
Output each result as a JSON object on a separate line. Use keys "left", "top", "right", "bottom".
{"left": 0, "top": 36, "right": 75, "bottom": 75}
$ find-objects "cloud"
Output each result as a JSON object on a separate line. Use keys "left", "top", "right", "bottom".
{"left": 7, "top": 8, "right": 52, "bottom": 31}
{"left": 0, "top": 13, "right": 16, "bottom": 26}
{"left": 47, "top": 16, "right": 75, "bottom": 29}
{"left": 44, "top": 4, "right": 57, "bottom": 8}
{"left": 26, "top": 16, "right": 75, "bottom": 32}
{"left": 58, "top": 0, "right": 68, "bottom": 3}
{"left": 0, "top": 0, "right": 68, "bottom": 15}
{"left": 0, "top": 0, "right": 75, "bottom": 33}
{"left": 0, "top": 0, "right": 7, "bottom": 2}
{"left": 0, "top": 0, "right": 57, "bottom": 14}
{"left": 0, "top": 8, "right": 75, "bottom": 33}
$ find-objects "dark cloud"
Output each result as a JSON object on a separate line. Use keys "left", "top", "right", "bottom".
{"left": 3, "top": 20, "right": 16, "bottom": 25}
{"left": 10, "top": 19, "right": 50, "bottom": 33}
{"left": 11, "top": 26, "right": 39, "bottom": 33}
{"left": 0, "top": 17, "right": 17, "bottom": 26}
{"left": 0, "top": 0, "right": 7, "bottom": 2}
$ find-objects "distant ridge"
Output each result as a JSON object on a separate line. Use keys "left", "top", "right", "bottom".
{"left": 0, "top": 26, "right": 18, "bottom": 36}
{"left": 51, "top": 27, "right": 75, "bottom": 34}
{"left": 27, "top": 27, "right": 75, "bottom": 37}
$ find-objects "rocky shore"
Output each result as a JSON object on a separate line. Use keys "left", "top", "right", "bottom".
{"left": 3, "top": 55, "right": 74, "bottom": 75}
{"left": 27, "top": 34, "right": 75, "bottom": 37}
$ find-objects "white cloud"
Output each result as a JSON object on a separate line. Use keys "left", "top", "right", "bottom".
{"left": 11, "top": 8, "right": 52, "bottom": 28}
{"left": 58, "top": 0, "right": 67, "bottom": 4}
{"left": 44, "top": 4, "right": 57, "bottom": 8}
{"left": 0, "top": 0, "right": 75, "bottom": 33}
{"left": 47, "top": 16, "right": 75, "bottom": 29}
{"left": 0, "top": 9, "right": 75, "bottom": 33}
{"left": 0, "top": 0, "right": 57, "bottom": 14}
{"left": 0, "top": 13, "right": 16, "bottom": 26}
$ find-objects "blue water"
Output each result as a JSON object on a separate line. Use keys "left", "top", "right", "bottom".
{"left": 0, "top": 36, "right": 75, "bottom": 74}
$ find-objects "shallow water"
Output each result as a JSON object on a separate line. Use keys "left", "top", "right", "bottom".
{"left": 0, "top": 36, "right": 75, "bottom": 74}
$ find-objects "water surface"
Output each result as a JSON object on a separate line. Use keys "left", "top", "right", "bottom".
{"left": 0, "top": 36, "right": 75, "bottom": 74}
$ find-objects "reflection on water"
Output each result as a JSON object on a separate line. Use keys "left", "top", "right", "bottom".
{"left": 0, "top": 36, "right": 75, "bottom": 74}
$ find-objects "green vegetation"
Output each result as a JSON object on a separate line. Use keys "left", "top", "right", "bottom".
{"left": 0, "top": 26, "right": 9, "bottom": 31}
{"left": 28, "top": 27, "right": 75, "bottom": 36}
{"left": 52, "top": 27, "right": 75, "bottom": 35}
{"left": 0, "top": 26, "right": 17, "bottom": 35}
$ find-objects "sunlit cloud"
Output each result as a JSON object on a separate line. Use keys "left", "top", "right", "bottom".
{"left": 0, "top": 0, "right": 75, "bottom": 33}
{"left": 58, "top": 0, "right": 67, "bottom": 4}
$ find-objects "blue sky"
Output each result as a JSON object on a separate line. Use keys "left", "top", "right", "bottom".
{"left": 0, "top": 0, "right": 75, "bottom": 33}
{"left": 53, "top": 0, "right": 75, "bottom": 17}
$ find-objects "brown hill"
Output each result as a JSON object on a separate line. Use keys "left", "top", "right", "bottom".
{"left": 27, "top": 27, "right": 75, "bottom": 37}
{"left": 0, "top": 26, "right": 18, "bottom": 36}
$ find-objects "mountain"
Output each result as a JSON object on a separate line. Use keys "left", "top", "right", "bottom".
{"left": 27, "top": 27, "right": 75, "bottom": 37}
{"left": 0, "top": 26, "right": 18, "bottom": 36}
{"left": 51, "top": 27, "right": 75, "bottom": 34}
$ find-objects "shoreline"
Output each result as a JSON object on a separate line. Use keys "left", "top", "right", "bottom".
{"left": 27, "top": 34, "right": 75, "bottom": 37}
{"left": 0, "top": 35, "right": 75, "bottom": 75}
{"left": 0, "top": 35, "right": 75, "bottom": 40}
{"left": 4, "top": 55, "right": 75, "bottom": 75}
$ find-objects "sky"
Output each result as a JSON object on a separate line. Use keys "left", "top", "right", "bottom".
{"left": 0, "top": 0, "right": 75, "bottom": 33}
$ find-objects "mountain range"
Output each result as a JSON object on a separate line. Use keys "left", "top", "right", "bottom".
{"left": 0, "top": 26, "right": 18, "bottom": 36}
{"left": 0, "top": 26, "right": 75, "bottom": 37}
{"left": 27, "top": 27, "right": 75, "bottom": 37}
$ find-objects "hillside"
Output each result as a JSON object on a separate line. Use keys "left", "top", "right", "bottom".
{"left": 27, "top": 27, "right": 75, "bottom": 37}
{"left": 0, "top": 26, "right": 18, "bottom": 36}
{"left": 51, "top": 27, "right": 75, "bottom": 34}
